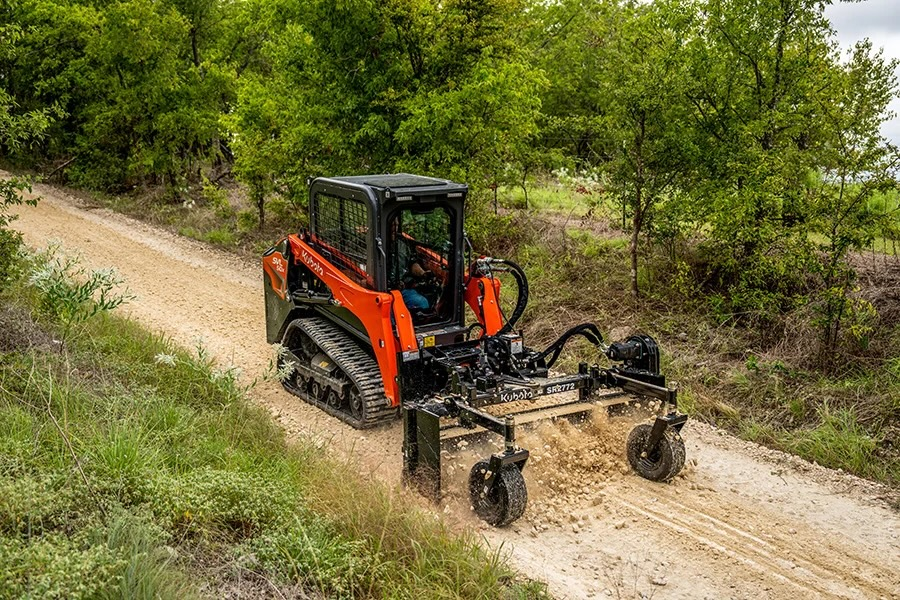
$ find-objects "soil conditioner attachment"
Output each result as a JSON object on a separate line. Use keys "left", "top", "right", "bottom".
{"left": 263, "top": 174, "right": 688, "bottom": 526}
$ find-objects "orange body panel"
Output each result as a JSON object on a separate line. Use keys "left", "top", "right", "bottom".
{"left": 390, "top": 291, "right": 419, "bottom": 354}
{"left": 287, "top": 234, "right": 416, "bottom": 407}
{"left": 262, "top": 253, "right": 288, "bottom": 300}
{"left": 464, "top": 276, "right": 504, "bottom": 336}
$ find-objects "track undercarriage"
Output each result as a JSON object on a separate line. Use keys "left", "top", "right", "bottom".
{"left": 280, "top": 318, "right": 396, "bottom": 429}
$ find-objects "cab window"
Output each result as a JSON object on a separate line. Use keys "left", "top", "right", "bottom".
{"left": 311, "top": 193, "right": 372, "bottom": 288}
{"left": 388, "top": 206, "right": 454, "bottom": 324}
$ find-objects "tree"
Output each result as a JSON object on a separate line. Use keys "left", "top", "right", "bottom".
{"left": 807, "top": 40, "right": 899, "bottom": 366}
{"left": 599, "top": 1, "right": 696, "bottom": 298}
{"left": 0, "top": 23, "right": 53, "bottom": 281}
{"left": 525, "top": 0, "right": 611, "bottom": 171}
{"left": 1, "top": 0, "right": 235, "bottom": 192}
{"left": 533, "top": 0, "right": 695, "bottom": 297}
{"left": 0, "top": 1, "right": 95, "bottom": 163}
{"left": 0, "top": 106, "right": 44, "bottom": 214}
{"left": 228, "top": 0, "right": 545, "bottom": 222}
{"left": 394, "top": 57, "right": 546, "bottom": 184}
{"left": 679, "top": 0, "right": 847, "bottom": 319}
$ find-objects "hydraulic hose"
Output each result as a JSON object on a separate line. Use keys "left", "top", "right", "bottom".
{"left": 535, "top": 323, "right": 606, "bottom": 369}
{"left": 495, "top": 259, "right": 529, "bottom": 336}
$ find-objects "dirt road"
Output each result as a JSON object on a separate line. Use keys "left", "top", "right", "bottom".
{"left": 11, "top": 178, "right": 900, "bottom": 599}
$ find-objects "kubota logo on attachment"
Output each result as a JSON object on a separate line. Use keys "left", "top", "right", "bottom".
{"left": 301, "top": 249, "right": 325, "bottom": 277}
{"left": 500, "top": 388, "right": 534, "bottom": 403}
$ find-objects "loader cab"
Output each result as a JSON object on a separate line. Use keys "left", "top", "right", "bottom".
{"left": 308, "top": 174, "right": 468, "bottom": 331}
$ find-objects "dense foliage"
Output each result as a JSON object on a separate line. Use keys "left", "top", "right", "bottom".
{"left": 1, "top": 0, "right": 898, "bottom": 367}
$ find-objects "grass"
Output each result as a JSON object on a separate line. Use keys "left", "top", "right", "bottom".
{"left": 667, "top": 335, "right": 900, "bottom": 483}
{"left": 0, "top": 249, "right": 548, "bottom": 599}
{"left": 497, "top": 184, "right": 594, "bottom": 215}
{"left": 781, "top": 405, "right": 883, "bottom": 477}
{"left": 809, "top": 231, "right": 899, "bottom": 256}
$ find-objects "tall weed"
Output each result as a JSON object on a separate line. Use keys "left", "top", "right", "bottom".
{"left": 28, "top": 243, "right": 132, "bottom": 337}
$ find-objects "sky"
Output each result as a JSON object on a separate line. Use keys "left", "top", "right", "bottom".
{"left": 825, "top": 0, "right": 900, "bottom": 145}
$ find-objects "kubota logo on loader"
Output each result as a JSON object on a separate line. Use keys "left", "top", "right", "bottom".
{"left": 301, "top": 249, "right": 325, "bottom": 277}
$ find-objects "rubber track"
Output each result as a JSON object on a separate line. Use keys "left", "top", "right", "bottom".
{"left": 283, "top": 317, "right": 396, "bottom": 429}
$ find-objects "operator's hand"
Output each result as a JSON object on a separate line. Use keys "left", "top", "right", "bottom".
{"left": 410, "top": 262, "right": 426, "bottom": 278}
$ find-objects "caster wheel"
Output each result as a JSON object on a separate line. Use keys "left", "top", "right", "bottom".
{"left": 626, "top": 423, "right": 686, "bottom": 482}
{"left": 468, "top": 460, "right": 527, "bottom": 527}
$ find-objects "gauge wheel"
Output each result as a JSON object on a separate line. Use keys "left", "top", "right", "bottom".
{"left": 468, "top": 460, "right": 527, "bottom": 527}
{"left": 626, "top": 423, "right": 686, "bottom": 482}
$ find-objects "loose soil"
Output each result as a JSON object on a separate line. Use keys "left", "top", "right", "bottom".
{"left": 10, "top": 174, "right": 900, "bottom": 599}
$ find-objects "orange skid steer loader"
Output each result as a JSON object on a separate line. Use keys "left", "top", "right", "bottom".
{"left": 263, "top": 174, "right": 687, "bottom": 526}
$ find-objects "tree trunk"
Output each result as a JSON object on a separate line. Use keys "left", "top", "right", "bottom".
{"left": 630, "top": 115, "right": 646, "bottom": 298}
{"left": 255, "top": 188, "right": 265, "bottom": 230}
{"left": 191, "top": 28, "right": 200, "bottom": 68}
{"left": 521, "top": 168, "right": 529, "bottom": 210}
{"left": 630, "top": 194, "right": 642, "bottom": 298}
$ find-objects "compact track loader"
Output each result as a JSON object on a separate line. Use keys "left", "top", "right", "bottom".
{"left": 263, "top": 174, "right": 687, "bottom": 526}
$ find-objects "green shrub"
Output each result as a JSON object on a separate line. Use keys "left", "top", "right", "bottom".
{"left": 0, "top": 229, "right": 24, "bottom": 288}
{"left": 267, "top": 195, "right": 307, "bottom": 228}
{"left": 28, "top": 244, "right": 132, "bottom": 336}
{"left": 178, "top": 226, "right": 201, "bottom": 240}
{"left": 0, "top": 535, "right": 124, "bottom": 600}
{"left": 202, "top": 227, "right": 236, "bottom": 246}
{"left": 248, "top": 515, "right": 380, "bottom": 598}
{"left": 0, "top": 474, "right": 87, "bottom": 537}
{"left": 201, "top": 178, "right": 235, "bottom": 220}
{"left": 236, "top": 209, "right": 258, "bottom": 233}
{"left": 148, "top": 467, "right": 297, "bottom": 535}
{"left": 465, "top": 211, "right": 528, "bottom": 255}
{"left": 0, "top": 176, "right": 35, "bottom": 289}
